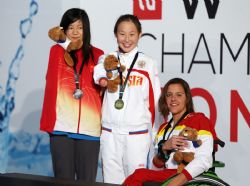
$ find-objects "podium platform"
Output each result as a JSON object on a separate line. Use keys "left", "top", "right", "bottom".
{"left": 0, "top": 173, "right": 120, "bottom": 186}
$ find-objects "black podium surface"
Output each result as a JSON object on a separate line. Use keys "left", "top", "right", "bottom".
{"left": 0, "top": 173, "right": 120, "bottom": 186}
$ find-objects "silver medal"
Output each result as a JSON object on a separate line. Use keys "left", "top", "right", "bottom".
{"left": 73, "top": 89, "right": 83, "bottom": 99}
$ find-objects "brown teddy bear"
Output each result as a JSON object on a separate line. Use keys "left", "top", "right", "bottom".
{"left": 173, "top": 127, "right": 202, "bottom": 173}
{"left": 103, "top": 55, "right": 126, "bottom": 93}
{"left": 48, "top": 26, "right": 83, "bottom": 67}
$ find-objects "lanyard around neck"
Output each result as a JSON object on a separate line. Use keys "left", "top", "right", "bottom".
{"left": 71, "top": 52, "right": 84, "bottom": 89}
{"left": 163, "top": 111, "right": 189, "bottom": 141}
{"left": 117, "top": 52, "right": 139, "bottom": 100}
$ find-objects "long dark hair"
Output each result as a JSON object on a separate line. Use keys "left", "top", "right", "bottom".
{"left": 60, "top": 8, "right": 93, "bottom": 64}
{"left": 158, "top": 78, "right": 194, "bottom": 118}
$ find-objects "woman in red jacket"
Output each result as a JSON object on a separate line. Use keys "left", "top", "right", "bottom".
{"left": 40, "top": 8, "right": 104, "bottom": 181}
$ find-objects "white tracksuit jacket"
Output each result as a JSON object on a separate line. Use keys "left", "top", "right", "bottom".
{"left": 94, "top": 47, "right": 161, "bottom": 134}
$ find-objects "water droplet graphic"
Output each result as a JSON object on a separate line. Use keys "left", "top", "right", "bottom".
{"left": 0, "top": 0, "right": 38, "bottom": 173}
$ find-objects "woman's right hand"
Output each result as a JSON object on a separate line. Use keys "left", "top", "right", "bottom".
{"left": 162, "top": 135, "right": 188, "bottom": 151}
{"left": 99, "top": 78, "right": 108, "bottom": 87}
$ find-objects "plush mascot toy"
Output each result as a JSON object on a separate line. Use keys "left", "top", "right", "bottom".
{"left": 103, "top": 55, "right": 126, "bottom": 93}
{"left": 48, "top": 26, "right": 83, "bottom": 67}
{"left": 173, "top": 127, "right": 202, "bottom": 173}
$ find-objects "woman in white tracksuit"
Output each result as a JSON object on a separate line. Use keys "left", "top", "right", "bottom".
{"left": 94, "top": 14, "right": 161, "bottom": 184}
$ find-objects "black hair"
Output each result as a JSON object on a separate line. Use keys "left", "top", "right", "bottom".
{"left": 60, "top": 8, "right": 93, "bottom": 64}
{"left": 114, "top": 14, "right": 142, "bottom": 35}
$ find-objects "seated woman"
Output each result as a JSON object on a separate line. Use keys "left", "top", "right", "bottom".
{"left": 123, "top": 77, "right": 217, "bottom": 186}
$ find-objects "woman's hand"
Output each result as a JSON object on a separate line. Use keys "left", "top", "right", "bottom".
{"left": 162, "top": 135, "right": 188, "bottom": 151}
{"left": 99, "top": 78, "right": 108, "bottom": 87}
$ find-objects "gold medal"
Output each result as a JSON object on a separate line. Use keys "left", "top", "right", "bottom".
{"left": 114, "top": 52, "right": 138, "bottom": 110}
{"left": 114, "top": 99, "right": 124, "bottom": 109}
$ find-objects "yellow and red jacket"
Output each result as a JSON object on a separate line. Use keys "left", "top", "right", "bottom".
{"left": 40, "top": 44, "right": 104, "bottom": 137}
{"left": 154, "top": 112, "right": 218, "bottom": 180}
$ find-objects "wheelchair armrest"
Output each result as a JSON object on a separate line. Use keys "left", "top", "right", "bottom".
{"left": 213, "top": 160, "right": 225, "bottom": 168}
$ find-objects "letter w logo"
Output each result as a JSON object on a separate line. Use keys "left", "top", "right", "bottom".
{"left": 183, "top": 0, "right": 220, "bottom": 19}
{"left": 139, "top": 0, "right": 156, "bottom": 10}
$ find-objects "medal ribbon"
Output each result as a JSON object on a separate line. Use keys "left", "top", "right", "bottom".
{"left": 71, "top": 52, "right": 84, "bottom": 90}
{"left": 157, "top": 111, "right": 189, "bottom": 161}
{"left": 117, "top": 52, "right": 139, "bottom": 100}
{"left": 163, "top": 111, "right": 189, "bottom": 141}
